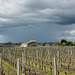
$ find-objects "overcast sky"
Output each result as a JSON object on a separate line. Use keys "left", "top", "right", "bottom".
{"left": 0, "top": 0, "right": 75, "bottom": 43}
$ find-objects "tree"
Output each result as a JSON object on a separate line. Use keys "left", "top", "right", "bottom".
{"left": 66, "top": 41, "right": 73, "bottom": 46}
{"left": 49, "top": 42, "right": 53, "bottom": 46}
{"left": 18, "top": 42, "right": 22, "bottom": 46}
{"left": 41, "top": 43, "right": 46, "bottom": 46}
{"left": 6, "top": 41, "right": 12, "bottom": 47}
{"left": 61, "top": 39, "right": 67, "bottom": 44}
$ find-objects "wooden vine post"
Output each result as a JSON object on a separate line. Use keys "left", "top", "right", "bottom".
{"left": 0, "top": 54, "right": 2, "bottom": 75}
{"left": 57, "top": 51, "right": 60, "bottom": 67}
{"left": 17, "top": 58, "right": 20, "bottom": 75}
{"left": 71, "top": 50, "right": 73, "bottom": 66}
{"left": 37, "top": 50, "right": 39, "bottom": 62}
{"left": 54, "top": 57, "right": 57, "bottom": 75}
{"left": 41, "top": 49, "right": 44, "bottom": 70}
{"left": 24, "top": 48, "right": 27, "bottom": 63}
{"left": 22, "top": 52, "right": 24, "bottom": 73}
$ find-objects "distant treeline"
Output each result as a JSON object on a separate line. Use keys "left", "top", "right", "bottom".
{"left": 0, "top": 39, "right": 75, "bottom": 47}
{"left": 41, "top": 39, "right": 75, "bottom": 46}
{"left": 0, "top": 42, "right": 22, "bottom": 47}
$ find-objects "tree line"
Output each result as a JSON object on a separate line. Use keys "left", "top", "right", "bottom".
{"left": 41, "top": 39, "right": 75, "bottom": 46}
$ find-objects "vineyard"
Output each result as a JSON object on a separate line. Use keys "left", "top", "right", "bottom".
{"left": 0, "top": 46, "right": 75, "bottom": 75}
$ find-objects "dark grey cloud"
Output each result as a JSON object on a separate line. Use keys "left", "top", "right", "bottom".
{"left": 0, "top": 0, "right": 75, "bottom": 28}
{"left": 0, "top": 0, "right": 75, "bottom": 42}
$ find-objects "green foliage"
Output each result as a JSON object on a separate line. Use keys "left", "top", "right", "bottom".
{"left": 18, "top": 42, "right": 22, "bottom": 46}
{"left": 61, "top": 39, "right": 67, "bottom": 44}
{"left": 60, "top": 39, "right": 74, "bottom": 46}
{"left": 2, "top": 60, "right": 17, "bottom": 72}
{"left": 41, "top": 43, "right": 46, "bottom": 46}
{"left": 61, "top": 42, "right": 66, "bottom": 46}
{"left": 65, "top": 41, "right": 73, "bottom": 46}
{"left": 49, "top": 42, "right": 53, "bottom": 46}
{"left": 73, "top": 43, "right": 75, "bottom": 46}
{"left": 5, "top": 41, "right": 12, "bottom": 47}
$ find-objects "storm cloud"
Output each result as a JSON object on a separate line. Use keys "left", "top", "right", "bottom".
{"left": 0, "top": 0, "right": 75, "bottom": 42}
{"left": 0, "top": 0, "right": 75, "bottom": 26}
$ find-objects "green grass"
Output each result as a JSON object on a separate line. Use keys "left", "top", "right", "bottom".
{"left": 2, "top": 60, "right": 22, "bottom": 75}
